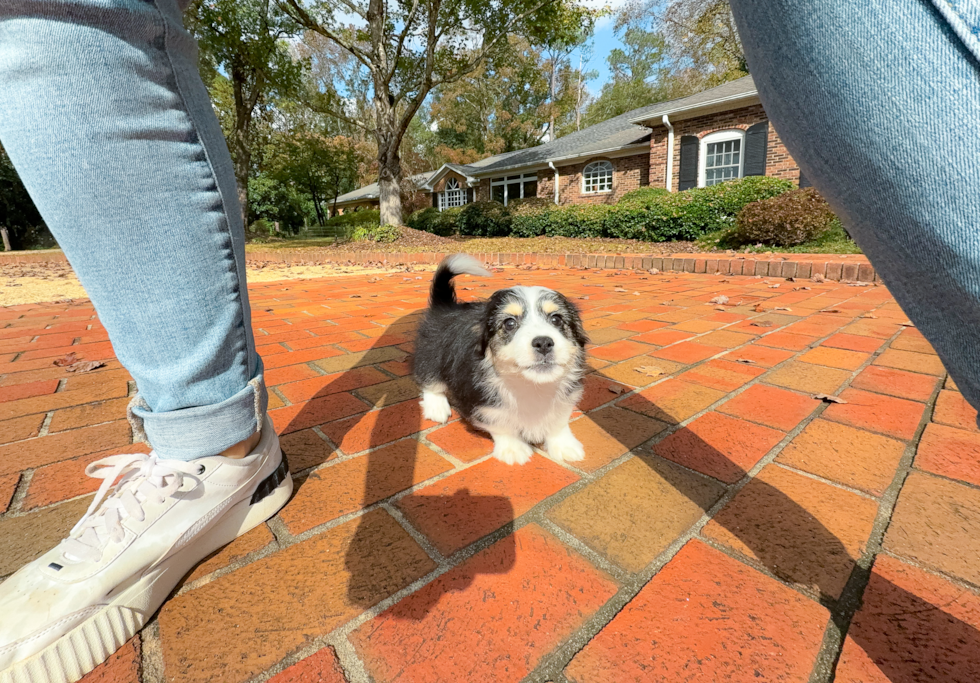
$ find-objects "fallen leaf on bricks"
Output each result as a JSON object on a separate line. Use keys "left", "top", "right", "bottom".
{"left": 861, "top": 313, "right": 878, "bottom": 319}
{"left": 633, "top": 291, "right": 641, "bottom": 296}
{"left": 608, "top": 384, "right": 627, "bottom": 395}
{"left": 751, "top": 320, "right": 774, "bottom": 328}
{"left": 786, "top": 277, "right": 796, "bottom": 282}
{"left": 813, "top": 394, "right": 847, "bottom": 404}
{"left": 715, "top": 307, "right": 727, "bottom": 311}
{"left": 719, "top": 279, "right": 730, "bottom": 283}
{"left": 67, "top": 361, "right": 105, "bottom": 373}
{"left": 821, "top": 309, "right": 842, "bottom": 314}
{"left": 634, "top": 366, "right": 665, "bottom": 377}
{"left": 813, "top": 273, "right": 826, "bottom": 282}
{"left": 349, "top": 294, "right": 361, "bottom": 298}
{"left": 708, "top": 295, "right": 729, "bottom": 305}
{"left": 773, "top": 307, "right": 792, "bottom": 312}
{"left": 53, "top": 353, "right": 78, "bottom": 367}
{"left": 648, "top": 269, "right": 660, "bottom": 274}
{"left": 793, "top": 287, "right": 811, "bottom": 291}
{"left": 579, "top": 296, "right": 589, "bottom": 300}
{"left": 768, "top": 284, "right": 781, "bottom": 289}
{"left": 754, "top": 304, "right": 766, "bottom": 313}
{"left": 900, "top": 321, "right": 915, "bottom": 327}
{"left": 614, "top": 287, "right": 628, "bottom": 293}
{"left": 734, "top": 358, "right": 756, "bottom": 364}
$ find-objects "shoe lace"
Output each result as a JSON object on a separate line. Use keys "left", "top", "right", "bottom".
{"left": 61, "top": 452, "right": 203, "bottom": 564}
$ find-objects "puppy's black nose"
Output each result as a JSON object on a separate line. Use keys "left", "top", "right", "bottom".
{"left": 532, "top": 336, "right": 554, "bottom": 355}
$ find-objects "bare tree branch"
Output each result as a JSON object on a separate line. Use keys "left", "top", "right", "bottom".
{"left": 278, "top": 0, "right": 373, "bottom": 68}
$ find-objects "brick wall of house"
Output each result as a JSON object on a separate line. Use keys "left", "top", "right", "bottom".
{"left": 535, "top": 152, "right": 649, "bottom": 206}
{"left": 648, "top": 104, "right": 801, "bottom": 191}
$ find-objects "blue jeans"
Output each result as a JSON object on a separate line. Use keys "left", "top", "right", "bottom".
{"left": 0, "top": 0, "right": 266, "bottom": 460}
{"left": 727, "top": 0, "right": 980, "bottom": 413}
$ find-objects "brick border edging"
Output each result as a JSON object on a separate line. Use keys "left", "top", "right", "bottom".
{"left": 0, "top": 249, "right": 878, "bottom": 282}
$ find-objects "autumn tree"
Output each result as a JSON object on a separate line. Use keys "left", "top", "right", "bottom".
{"left": 660, "top": 0, "right": 746, "bottom": 84}
{"left": 277, "top": 0, "right": 593, "bottom": 227}
{"left": 185, "top": 0, "right": 303, "bottom": 225}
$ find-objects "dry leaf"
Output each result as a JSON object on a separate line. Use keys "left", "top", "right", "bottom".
{"left": 786, "top": 277, "right": 796, "bottom": 282}
{"left": 614, "top": 287, "right": 628, "bottom": 293}
{"left": 734, "top": 358, "right": 756, "bottom": 364}
{"left": 900, "top": 321, "right": 915, "bottom": 327}
{"left": 715, "top": 307, "right": 726, "bottom": 311}
{"left": 821, "top": 309, "right": 842, "bottom": 314}
{"left": 708, "top": 295, "right": 729, "bottom": 305}
{"left": 813, "top": 273, "right": 826, "bottom": 283}
{"left": 861, "top": 313, "right": 878, "bottom": 319}
{"left": 648, "top": 268, "right": 660, "bottom": 275}
{"left": 633, "top": 291, "right": 641, "bottom": 296}
{"left": 53, "top": 353, "right": 78, "bottom": 367}
{"left": 773, "top": 307, "right": 792, "bottom": 312}
{"left": 579, "top": 295, "right": 589, "bottom": 300}
{"left": 768, "top": 284, "right": 781, "bottom": 289}
{"left": 634, "top": 366, "right": 665, "bottom": 377}
{"left": 751, "top": 320, "right": 774, "bottom": 328}
{"left": 793, "top": 286, "right": 811, "bottom": 291}
{"left": 608, "top": 384, "right": 627, "bottom": 395}
{"left": 753, "top": 304, "right": 766, "bottom": 313}
{"left": 66, "top": 360, "right": 105, "bottom": 373}
{"left": 813, "top": 393, "right": 847, "bottom": 404}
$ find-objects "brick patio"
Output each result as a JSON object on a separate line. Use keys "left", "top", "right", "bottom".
{"left": 2, "top": 265, "right": 979, "bottom": 683}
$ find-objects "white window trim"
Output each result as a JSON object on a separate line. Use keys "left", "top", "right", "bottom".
{"left": 698, "top": 129, "right": 745, "bottom": 188}
{"left": 489, "top": 173, "right": 538, "bottom": 206}
{"left": 581, "top": 160, "right": 614, "bottom": 195}
{"left": 438, "top": 177, "right": 466, "bottom": 211}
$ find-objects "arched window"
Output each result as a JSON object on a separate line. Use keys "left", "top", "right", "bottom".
{"left": 582, "top": 160, "right": 613, "bottom": 194}
{"left": 700, "top": 130, "right": 745, "bottom": 187}
{"left": 439, "top": 177, "right": 466, "bottom": 210}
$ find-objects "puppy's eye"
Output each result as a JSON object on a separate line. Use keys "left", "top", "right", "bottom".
{"left": 549, "top": 313, "right": 563, "bottom": 326}
{"left": 502, "top": 318, "right": 518, "bottom": 332}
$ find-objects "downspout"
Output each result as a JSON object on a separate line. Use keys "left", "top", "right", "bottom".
{"left": 548, "top": 161, "right": 559, "bottom": 205}
{"left": 662, "top": 114, "right": 674, "bottom": 192}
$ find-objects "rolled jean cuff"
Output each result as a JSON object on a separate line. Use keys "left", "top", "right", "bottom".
{"left": 127, "top": 371, "right": 269, "bottom": 461}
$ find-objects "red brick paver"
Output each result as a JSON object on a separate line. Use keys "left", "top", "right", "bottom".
{"left": 2, "top": 264, "right": 978, "bottom": 683}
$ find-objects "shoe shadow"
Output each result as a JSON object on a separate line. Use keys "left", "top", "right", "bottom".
{"left": 280, "top": 298, "right": 980, "bottom": 681}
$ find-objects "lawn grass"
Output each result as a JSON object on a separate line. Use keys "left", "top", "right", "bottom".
{"left": 696, "top": 224, "right": 862, "bottom": 255}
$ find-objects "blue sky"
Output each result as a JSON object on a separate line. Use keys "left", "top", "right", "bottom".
{"left": 578, "top": 1, "right": 629, "bottom": 93}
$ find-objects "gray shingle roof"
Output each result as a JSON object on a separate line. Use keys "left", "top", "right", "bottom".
{"left": 333, "top": 171, "right": 432, "bottom": 205}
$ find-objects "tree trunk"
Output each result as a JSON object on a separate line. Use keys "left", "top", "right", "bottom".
{"left": 0, "top": 227, "right": 11, "bottom": 252}
{"left": 231, "top": 64, "right": 258, "bottom": 231}
{"left": 376, "top": 123, "right": 403, "bottom": 227}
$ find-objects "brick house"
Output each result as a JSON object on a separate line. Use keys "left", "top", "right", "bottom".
{"left": 333, "top": 76, "right": 807, "bottom": 214}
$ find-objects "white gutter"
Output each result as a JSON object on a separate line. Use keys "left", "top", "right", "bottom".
{"left": 548, "top": 162, "right": 559, "bottom": 204}
{"left": 662, "top": 114, "right": 674, "bottom": 192}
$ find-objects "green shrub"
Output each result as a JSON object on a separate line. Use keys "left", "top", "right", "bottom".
{"left": 458, "top": 201, "right": 512, "bottom": 237}
{"left": 618, "top": 187, "right": 671, "bottom": 206}
{"left": 544, "top": 204, "right": 614, "bottom": 238}
{"left": 510, "top": 199, "right": 556, "bottom": 237}
{"left": 731, "top": 188, "right": 837, "bottom": 246}
{"left": 406, "top": 207, "right": 459, "bottom": 236}
{"left": 351, "top": 224, "right": 401, "bottom": 243}
{"left": 323, "top": 209, "right": 380, "bottom": 229}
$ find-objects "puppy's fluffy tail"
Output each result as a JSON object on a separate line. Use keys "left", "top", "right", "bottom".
{"left": 430, "top": 254, "right": 492, "bottom": 308}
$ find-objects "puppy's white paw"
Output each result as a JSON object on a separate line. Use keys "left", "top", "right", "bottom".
{"left": 420, "top": 392, "right": 452, "bottom": 424}
{"left": 491, "top": 435, "right": 534, "bottom": 466}
{"left": 546, "top": 428, "right": 585, "bottom": 463}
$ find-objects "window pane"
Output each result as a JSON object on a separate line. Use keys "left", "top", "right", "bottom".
{"left": 523, "top": 180, "right": 537, "bottom": 199}
{"left": 492, "top": 185, "right": 505, "bottom": 203}
{"left": 507, "top": 182, "right": 521, "bottom": 201}
{"left": 507, "top": 175, "right": 521, "bottom": 180}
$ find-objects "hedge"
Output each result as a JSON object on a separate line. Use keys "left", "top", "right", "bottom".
{"left": 408, "top": 176, "right": 796, "bottom": 242}
{"left": 731, "top": 188, "right": 837, "bottom": 246}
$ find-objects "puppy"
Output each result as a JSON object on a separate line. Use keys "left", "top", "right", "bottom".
{"left": 413, "top": 254, "right": 589, "bottom": 465}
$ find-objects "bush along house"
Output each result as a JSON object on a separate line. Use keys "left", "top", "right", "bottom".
{"left": 331, "top": 75, "right": 809, "bottom": 215}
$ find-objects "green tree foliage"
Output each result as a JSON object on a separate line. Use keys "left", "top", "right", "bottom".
{"left": 185, "top": 0, "right": 304, "bottom": 225}
{"left": 0, "top": 147, "right": 53, "bottom": 251}
{"left": 277, "top": 0, "right": 597, "bottom": 227}
{"left": 660, "top": 0, "right": 747, "bottom": 84}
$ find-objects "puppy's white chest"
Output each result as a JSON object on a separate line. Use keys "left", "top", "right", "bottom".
{"left": 476, "top": 379, "right": 579, "bottom": 444}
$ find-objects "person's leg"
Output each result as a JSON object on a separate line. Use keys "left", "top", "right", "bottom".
{"left": 0, "top": 0, "right": 264, "bottom": 459}
{"left": 725, "top": 0, "right": 980, "bottom": 411}
{"left": 0, "top": 1, "right": 291, "bottom": 679}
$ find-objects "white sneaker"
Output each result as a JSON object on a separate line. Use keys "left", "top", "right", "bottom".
{"left": 0, "top": 414, "right": 291, "bottom": 683}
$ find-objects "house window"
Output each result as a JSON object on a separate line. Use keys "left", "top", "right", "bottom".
{"left": 489, "top": 173, "right": 538, "bottom": 206}
{"left": 439, "top": 178, "right": 466, "bottom": 210}
{"left": 700, "top": 130, "right": 744, "bottom": 187}
{"left": 582, "top": 160, "right": 613, "bottom": 194}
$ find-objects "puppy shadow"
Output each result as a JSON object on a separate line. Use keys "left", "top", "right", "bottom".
{"left": 586, "top": 370, "right": 980, "bottom": 682}
{"left": 282, "top": 311, "right": 514, "bottom": 619}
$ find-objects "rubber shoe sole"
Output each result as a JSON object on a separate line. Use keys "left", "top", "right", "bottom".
{"left": 0, "top": 451, "right": 293, "bottom": 683}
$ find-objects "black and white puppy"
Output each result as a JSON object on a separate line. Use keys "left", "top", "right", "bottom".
{"left": 413, "top": 254, "right": 589, "bottom": 465}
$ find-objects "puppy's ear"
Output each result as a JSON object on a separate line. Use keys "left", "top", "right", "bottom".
{"left": 479, "top": 291, "right": 506, "bottom": 354}
{"left": 555, "top": 293, "right": 589, "bottom": 347}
